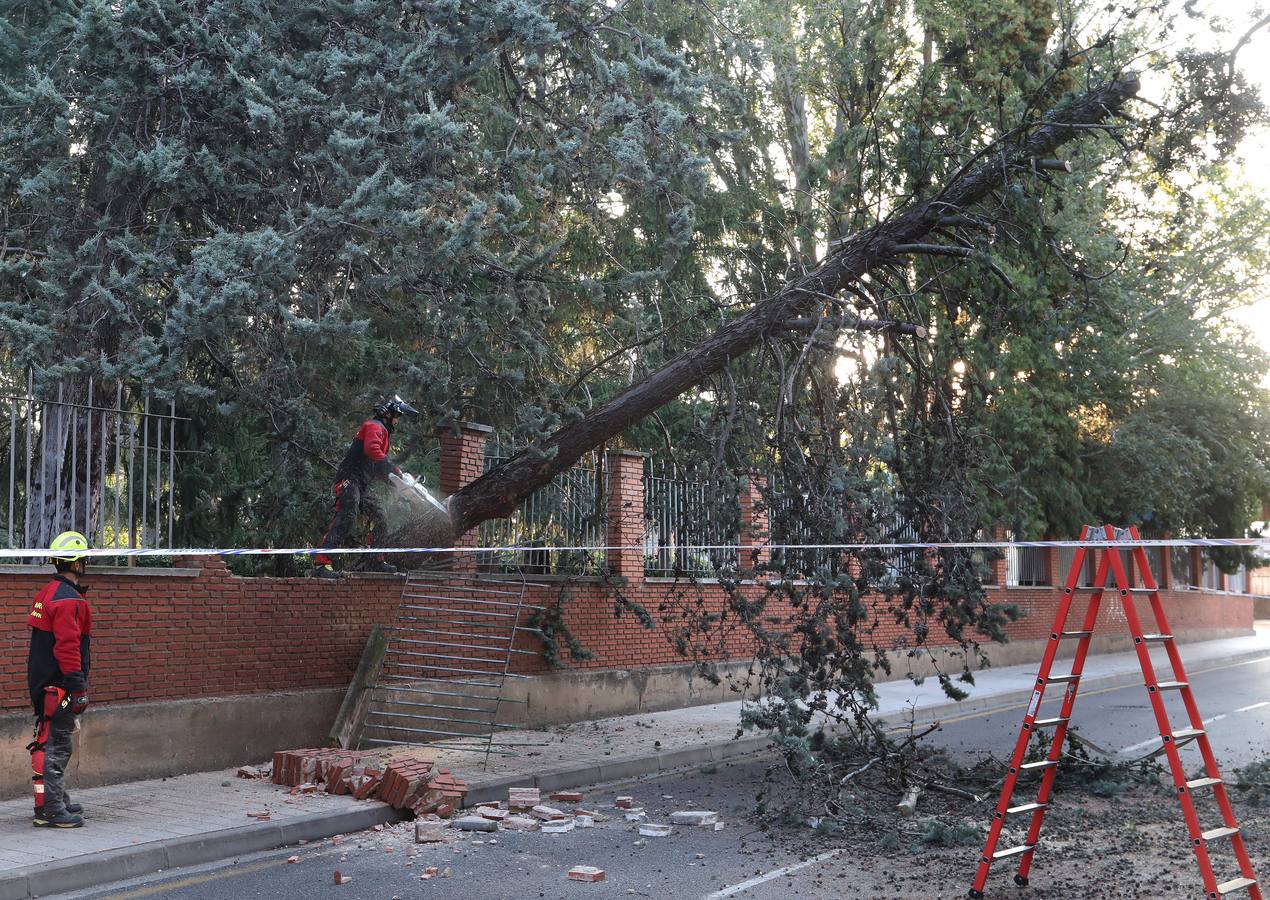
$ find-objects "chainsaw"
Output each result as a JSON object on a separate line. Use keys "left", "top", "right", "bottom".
{"left": 388, "top": 471, "right": 449, "bottom": 516}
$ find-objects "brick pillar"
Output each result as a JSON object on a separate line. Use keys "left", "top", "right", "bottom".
{"left": 990, "top": 525, "right": 1007, "bottom": 586}
{"left": 605, "top": 449, "right": 646, "bottom": 583}
{"left": 1044, "top": 534, "right": 1060, "bottom": 587}
{"left": 739, "top": 473, "right": 770, "bottom": 571}
{"left": 437, "top": 421, "right": 493, "bottom": 572}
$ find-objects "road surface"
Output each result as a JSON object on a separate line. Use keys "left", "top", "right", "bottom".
{"left": 60, "top": 652, "right": 1270, "bottom": 900}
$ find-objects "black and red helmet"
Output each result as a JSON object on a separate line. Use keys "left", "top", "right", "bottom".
{"left": 374, "top": 395, "right": 418, "bottom": 419}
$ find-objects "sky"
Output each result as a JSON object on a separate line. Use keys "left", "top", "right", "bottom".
{"left": 1183, "top": 1, "right": 1270, "bottom": 354}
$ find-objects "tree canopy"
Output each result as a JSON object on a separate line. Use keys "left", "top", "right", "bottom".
{"left": 1, "top": 0, "right": 1267, "bottom": 571}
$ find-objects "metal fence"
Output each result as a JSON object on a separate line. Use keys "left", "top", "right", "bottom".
{"left": 477, "top": 441, "right": 607, "bottom": 576}
{"left": 644, "top": 461, "right": 738, "bottom": 578}
{"left": 1004, "top": 531, "right": 1049, "bottom": 586}
{"left": 1170, "top": 546, "right": 1196, "bottom": 588}
{"left": 1057, "top": 545, "right": 1097, "bottom": 586}
{"left": 1, "top": 372, "right": 181, "bottom": 558}
{"left": 764, "top": 479, "right": 840, "bottom": 577}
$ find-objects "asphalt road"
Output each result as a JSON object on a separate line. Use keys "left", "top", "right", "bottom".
{"left": 924, "top": 652, "right": 1270, "bottom": 770}
{"left": 59, "top": 651, "right": 1270, "bottom": 900}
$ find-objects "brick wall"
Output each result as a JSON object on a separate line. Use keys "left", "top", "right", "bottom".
{"left": 0, "top": 421, "right": 1253, "bottom": 712}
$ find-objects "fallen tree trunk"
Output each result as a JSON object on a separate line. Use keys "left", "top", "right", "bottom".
{"left": 419, "top": 74, "right": 1140, "bottom": 540}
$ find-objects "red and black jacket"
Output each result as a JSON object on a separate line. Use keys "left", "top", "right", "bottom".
{"left": 27, "top": 576, "right": 91, "bottom": 713}
{"left": 334, "top": 416, "right": 402, "bottom": 489}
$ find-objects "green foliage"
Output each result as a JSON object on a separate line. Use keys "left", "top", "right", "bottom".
{"left": 917, "top": 817, "right": 980, "bottom": 847}
{"left": 1234, "top": 756, "right": 1270, "bottom": 807}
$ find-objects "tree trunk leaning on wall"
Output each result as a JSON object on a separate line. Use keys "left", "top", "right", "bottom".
{"left": 392, "top": 74, "right": 1141, "bottom": 547}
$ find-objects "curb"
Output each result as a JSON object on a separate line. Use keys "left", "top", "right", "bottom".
{"left": 466, "top": 645, "right": 1270, "bottom": 802}
{"left": 0, "top": 804, "right": 404, "bottom": 900}
{"left": 6, "top": 645, "right": 1266, "bottom": 898}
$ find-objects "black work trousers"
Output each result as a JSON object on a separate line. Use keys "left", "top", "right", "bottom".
{"left": 315, "top": 479, "right": 387, "bottom": 567}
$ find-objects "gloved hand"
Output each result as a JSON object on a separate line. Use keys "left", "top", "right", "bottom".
{"left": 62, "top": 672, "right": 86, "bottom": 694}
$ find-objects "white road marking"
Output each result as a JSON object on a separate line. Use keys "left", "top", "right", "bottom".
{"left": 1118, "top": 703, "right": 1266, "bottom": 755}
{"left": 704, "top": 848, "right": 845, "bottom": 898}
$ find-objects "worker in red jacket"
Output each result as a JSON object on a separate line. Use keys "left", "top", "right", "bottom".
{"left": 312, "top": 395, "right": 419, "bottom": 577}
{"left": 27, "top": 531, "right": 92, "bottom": 828}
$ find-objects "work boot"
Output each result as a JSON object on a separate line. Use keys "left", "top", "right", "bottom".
{"left": 63, "top": 796, "right": 83, "bottom": 815}
{"left": 359, "top": 560, "right": 397, "bottom": 574}
{"left": 310, "top": 564, "right": 341, "bottom": 579}
{"left": 33, "top": 808, "right": 84, "bottom": 828}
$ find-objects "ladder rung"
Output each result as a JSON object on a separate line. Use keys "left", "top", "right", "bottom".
{"left": 1060, "top": 630, "right": 1092, "bottom": 638}
{"left": 1045, "top": 674, "right": 1080, "bottom": 684}
{"left": 1020, "top": 759, "right": 1059, "bottom": 772}
{"left": 1187, "top": 777, "right": 1223, "bottom": 790}
{"left": 1154, "top": 681, "right": 1188, "bottom": 691}
{"left": 402, "top": 592, "right": 546, "bottom": 610}
{"left": 1006, "top": 801, "right": 1048, "bottom": 816}
{"left": 400, "top": 604, "right": 519, "bottom": 618}
{"left": 992, "top": 844, "right": 1035, "bottom": 860}
{"left": 379, "top": 674, "right": 505, "bottom": 688}
{"left": 1202, "top": 826, "right": 1240, "bottom": 842}
{"left": 1033, "top": 717, "right": 1069, "bottom": 728}
{"left": 1140, "top": 633, "right": 1173, "bottom": 642}
{"left": 1171, "top": 727, "right": 1205, "bottom": 745}
{"left": 1217, "top": 877, "right": 1258, "bottom": 895}
{"left": 389, "top": 647, "right": 510, "bottom": 665}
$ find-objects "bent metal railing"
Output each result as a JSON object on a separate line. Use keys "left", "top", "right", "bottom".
{"left": 0, "top": 371, "right": 183, "bottom": 557}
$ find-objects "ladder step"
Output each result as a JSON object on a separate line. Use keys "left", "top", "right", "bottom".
{"left": 1033, "top": 717, "right": 1069, "bottom": 728}
{"left": 992, "top": 844, "right": 1035, "bottom": 861}
{"left": 1045, "top": 674, "right": 1080, "bottom": 684}
{"left": 1187, "top": 777, "right": 1223, "bottom": 790}
{"left": 1202, "top": 826, "right": 1240, "bottom": 842}
{"left": 1217, "top": 877, "right": 1258, "bottom": 895}
{"left": 1140, "top": 633, "right": 1173, "bottom": 642}
{"left": 1154, "top": 681, "right": 1188, "bottom": 691}
{"left": 1006, "top": 802, "right": 1048, "bottom": 816}
{"left": 1020, "top": 759, "right": 1059, "bottom": 772}
{"left": 1060, "top": 630, "right": 1093, "bottom": 638}
{"left": 1171, "top": 727, "right": 1205, "bottom": 745}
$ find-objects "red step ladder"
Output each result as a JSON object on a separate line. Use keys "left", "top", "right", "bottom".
{"left": 969, "top": 525, "right": 1261, "bottom": 899}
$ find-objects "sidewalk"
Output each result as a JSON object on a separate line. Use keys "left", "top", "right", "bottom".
{"left": 3, "top": 630, "right": 1268, "bottom": 899}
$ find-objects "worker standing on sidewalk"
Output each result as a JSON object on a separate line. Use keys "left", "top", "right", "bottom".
{"left": 27, "top": 531, "right": 92, "bottom": 828}
{"left": 312, "top": 395, "right": 419, "bottom": 578}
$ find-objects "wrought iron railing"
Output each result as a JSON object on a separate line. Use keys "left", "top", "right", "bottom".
{"left": 643, "top": 460, "right": 738, "bottom": 578}
{"left": 764, "top": 480, "right": 840, "bottom": 577}
{"left": 477, "top": 441, "right": 607, "bottom": 575}
{"left": 1005, "top": 531, "right": 1049, "bottom": 586}
{"left": 1, "top": 372, "right": 182, "bottom": 558}
{"left": 1057, "top": 545, "right": 1097, "bottom": 587}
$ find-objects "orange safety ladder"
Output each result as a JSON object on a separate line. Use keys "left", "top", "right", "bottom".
{"left": 969, "top": 525, "right": 1261, "bottom": 899}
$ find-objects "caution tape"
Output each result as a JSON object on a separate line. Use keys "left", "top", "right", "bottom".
{"left": 0, "top": 536, "right": 1266, "bottom": 559}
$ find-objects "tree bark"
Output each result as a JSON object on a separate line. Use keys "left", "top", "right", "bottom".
{"left": 441, "top": 74, "right": 1140, "bottom": 537}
